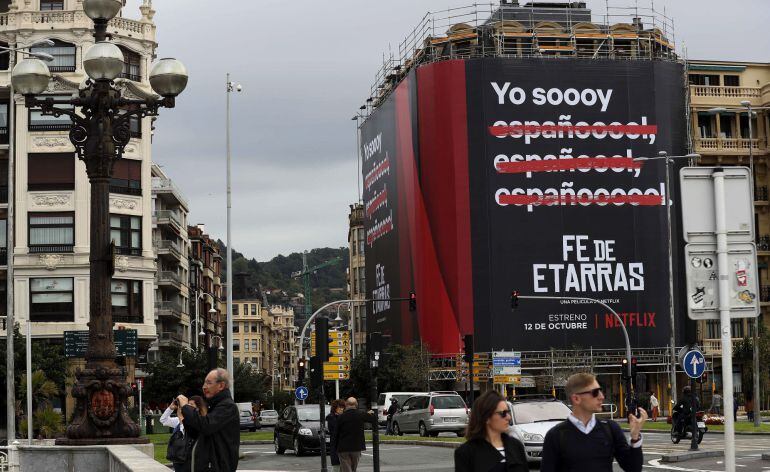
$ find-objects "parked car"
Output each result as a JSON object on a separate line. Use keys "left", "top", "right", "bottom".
{"left": 274, "top": 404, "right": 330, "bottom": 456}
{"left": 259, "top": 409, "right": 280, "bottom": 427}
{"left": 505, "top": 397, "right": 572, "bottom": 462}
{"left": 392, "top": 391, "right": 468, "bottom": 437}
{"left": 240, "top": 409, "right": 260, "bottom": 431}
{"left": 376, "top": 392, "right": 427, "bottom": 425}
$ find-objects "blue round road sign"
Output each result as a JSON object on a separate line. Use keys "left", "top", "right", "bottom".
{"left": 682, "top": 350, "right": 706, "bottom": 379}
{"left": 295, "top": 386, "right": 309, "bottom": 401}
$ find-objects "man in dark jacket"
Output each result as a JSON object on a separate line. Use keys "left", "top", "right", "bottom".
{"left": 385, "top": 399, "right": 399, "bottom": 435}
{"left": 178, "top": 368, "right": 240, "bottom": 472}
{"left": 333, "top": 397, "right": 377, "bottom": 472}
{"left": 541, "top": 373, "right": 646, "bottom": 472}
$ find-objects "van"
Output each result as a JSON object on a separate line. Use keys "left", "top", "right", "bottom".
{"left": 376, "top": 392, "right": 426, "bottom": 425}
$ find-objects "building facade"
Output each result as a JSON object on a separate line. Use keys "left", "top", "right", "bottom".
{"left": 347, "top": 203, "right": 366, "bottom": 355}
{"left": 688, "top": 60, "right": 770, "bottom": 393}
{"left": 0, "top": 1, "right": 159, "bottom": 352}
{"left": 188, "top": 224, "right": 224, "bottom": 355}
{"left": 150, "top": 164, "right": 191, "bottom": 358}
{"left": 230, "top": 297, "right": 296, "bottom": 390}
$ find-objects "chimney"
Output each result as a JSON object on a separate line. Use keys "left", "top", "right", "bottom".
{"left": 632, "top": 17, "right": 643, "bottom": 31}
{"left": 197, "top": 223, "right": 206, "bottom": 233}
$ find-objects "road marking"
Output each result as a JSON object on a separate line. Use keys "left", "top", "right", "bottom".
{"left": 645, "top": 458, "right": 721, "bottom": 471}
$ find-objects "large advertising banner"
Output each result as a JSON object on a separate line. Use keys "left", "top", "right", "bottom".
{"left": 465, "top": 59, "right": 687, "bottom": 351}
{"left": 361, "top": 58, "right": 687, "bottom": 353}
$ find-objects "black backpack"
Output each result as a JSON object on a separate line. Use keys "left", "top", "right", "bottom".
{"left": 166, "top": 427, "right": 194, "bottom": 464}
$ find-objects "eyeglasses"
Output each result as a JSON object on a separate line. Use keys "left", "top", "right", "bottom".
{"left": 203, "top": 379, "right": 223, "bottom": 386}
{"left": 494, "top": 409, "right": 511, "bottom": 418}
{"left": 575, "top": 387, "right": 603, "bottom": 398}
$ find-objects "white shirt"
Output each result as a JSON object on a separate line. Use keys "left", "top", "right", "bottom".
{"left": 650, "top": 396, "right": 659, "bottom": 408}
{"left": 160, "top": 406, "right": 184, "bottom": 432}
{"left": 567, "top": 413, "right": 642, "bottom": 448}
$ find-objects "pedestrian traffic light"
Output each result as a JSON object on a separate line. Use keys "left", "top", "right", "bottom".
{"left": 298, "top": 358, "right": 306, "bottom": 383}
{"left": 630, "top": 357, "right": 638, "bottom": 388}
{"left": 462, "top": 334, "right": 474, "bottom": 363}
{"left": 309, "top": 356, "right": 322, "bottom": 389}
{"left": 315, "top": 317, "right": 331, "bottom": 362}
{"left": 409, "top": 291, "right": 417, "bottom": 312}
{"left": 511, "top": 290, "right": 519, "bottom": 309}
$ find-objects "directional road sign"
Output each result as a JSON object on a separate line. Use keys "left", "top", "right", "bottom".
{"left": 682, "top": 350, "right": 706, "bottom": 379}
{"left": 295, "top": 386, "right": 309, "bottom": 401}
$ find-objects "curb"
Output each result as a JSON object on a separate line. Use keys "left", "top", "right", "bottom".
{"left": 627, "top": 428, "right": 770, "bottom": 436}
{"left": 661, "top": 450, "right": 724, "bottom": 463}
{"left": 241, "top": 440, "right": 273, "bottom": 445}
{"left": 239, "top": 439, "right": 462, "bottom": 448}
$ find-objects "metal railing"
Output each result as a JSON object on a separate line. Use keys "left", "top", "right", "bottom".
{"left": 152, "top": 177, "right": 189, "bottom": 208}
{"left": 155, "top": 301, "right": 184, "bottom": 319}
{"left": 153, "top": 210, "right": 183, "bottom": 229}
{"left": 157, "top": 271, "right": 181, "bottom": 286}
{"left": 159, "top": 331, "right": 183, "bottom": 342}
{"left": 29, "top": 244, "right": 74, "bottom": 254}
{"left": 702, "top": 338, "right": 744, "bottom": 355}
{"left": 155, "top": 239, "right": 183, "bottom": 259}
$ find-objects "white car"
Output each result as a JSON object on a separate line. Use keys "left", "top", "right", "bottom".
{"left": 259, "top": 409, "right": 280, "bottom": 427}
{"left": 506, "top": 398, "right": 572, "bottom": 462}
{"left": 376, "top": 392, "right": 426, "bottom": 425}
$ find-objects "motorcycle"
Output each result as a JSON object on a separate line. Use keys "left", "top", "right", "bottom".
{"left": 670, "top": 410, "right": 707, "bottom": 444}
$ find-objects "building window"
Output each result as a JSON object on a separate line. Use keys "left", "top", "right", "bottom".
{"left": 29, "top": 212, "right": 74, "bottom": 253}
{"left": 112, "top": 279, "right": 142, "bottom": 323}
{"left": 30, "top": 277, "right": 73, "bottom": 322}
{"left": 244, "top": 341, "right": 250, "bottom": 352}
{"left": 40, "top": 0, "right": 64, "bottom": 10}
{"left": 0, "top": 101, "right": 8, "bottom": 145}
{"left": 30, "top": 40, "right": 75, "bottom": 72}
{"left": 29, "top": 95, "right": 75, "bottom": 131}
{"left": 233, "top": 340, "right": 240, "bottom": 351}
{"left": 233, "top": 323, "right": 239, "bottom": 333}
{"left": 233, "top": 305, "right": 239, "bottom": 316}
{"left": 723, "top": 75, "right": 740, "bottom": 87}
{"left": 28, "top": 153, "right": 75, "bottom": 190}
{"left": 251, "top": 304, "right": 257, "bottom": 316}
{"left": 119, "top": 47, "right": 141, "bottom": 81}
{"left": 110, "top": 214, "right": 141, "bottom": 256}
{"left": 251, "top": 340, "right": 258, "bottom": 351}
{"left": 731, "top": 319, "right": 744, "bottom": 338}
{"left": 110, "top": 158, "right": 142, "bottom": 195}
{"left": 251, "top": 322, "right": 258, "bottom": 333}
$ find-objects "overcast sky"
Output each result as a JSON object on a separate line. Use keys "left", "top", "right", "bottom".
{"left": 123, "top": 0, "right": 769, "bottom": 261}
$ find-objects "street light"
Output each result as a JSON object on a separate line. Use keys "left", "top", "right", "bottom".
{"left": 11, "top": 0, "right": 188, "bottom": 443}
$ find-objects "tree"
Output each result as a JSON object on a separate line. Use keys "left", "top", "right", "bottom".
{"left": 342, "top": 344, "right": 431, "bottom": 404}
{"left": 19, "top": 370, "right": 60, "bottom": 412}
{"left": 735, "top": 323, "right": 770, "bottom": 395}
{"left": 143, "top": 348, "right": 213, "bottom": 404}
{"left": 232, "top": 362, "right": 271, "bottom": 403}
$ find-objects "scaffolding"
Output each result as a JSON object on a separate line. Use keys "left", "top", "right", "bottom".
{"left": 363, "top": 1, "right": 678, "bottom": 114}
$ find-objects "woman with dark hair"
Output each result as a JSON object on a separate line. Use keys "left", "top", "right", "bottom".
{"left": 326, "top": 399, "right": 346, "bottom": 472}
{"left": 454, "top": 391, "right": 528, "bottom": 472}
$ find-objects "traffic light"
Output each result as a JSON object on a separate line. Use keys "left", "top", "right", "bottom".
{"left": 462, "top": 334, "right": 474, "bottom": 363}
{"left": 621, "top": 357, "right": 630, "bottom": 379}
{"left": 309, "top": 356, "right": 323, "bottom": 388}
{"left": 409, "top": 292, "right": 417, "bottom": 312}
{"left": 511, "top": 290, "right": 519, "bottom": 309}
{"left": 630, "top": 356, "right": 638, "bottom": 381}
{"left": 315, "top": 317, "right": 331, "bottom": 362}
{"left": 298, "top": 358, "right": 306, "bottom": 383}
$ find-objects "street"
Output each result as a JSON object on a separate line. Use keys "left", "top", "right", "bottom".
{"left": 236, "top": 432, "right": 770, "bottom": 471}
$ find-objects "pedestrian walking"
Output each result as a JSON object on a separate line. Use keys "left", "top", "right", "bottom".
{"left": 385, "top": 398, "right": 399, "bottom": 435}
{"left": 454, "top": 390, "right": 528, "bottom": 472}
{"left": 333, "top": 397, "right": 377, "bottom": 472}
{"left": 745, "top": 393, "right": 754, "bottom": 422}
{"left": 649, "top": 392, "right": 659, "bottom": 422}
{"left": 326, "top": 399, "right": 346, "bottom": 472}
{"left": 711, "top": 392, "right": 722, "bottom": 415}
{"left": 164, "top": 396, "right": 208, "bottom": 472}
{"left": 540, "top": 372, "right": 647, "bottom": 472}
{"left": 177, "top": 368, "right": 240, "bottom": 472}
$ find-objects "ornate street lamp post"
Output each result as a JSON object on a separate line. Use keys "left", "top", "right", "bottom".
{"left": 12, "top": 0, "right": 188, "bottom": 444}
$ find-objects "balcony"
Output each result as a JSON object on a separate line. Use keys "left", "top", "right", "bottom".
{"left": 155, "top": 239, "right": 183, "bottom": 262}
{"left": 694, "top": 137, "right": 765, "bottom": 155}
{"left": 29, "top": 244, "right": 74, "bottom": 254}
{"left": 155, "top": 301, "right": 184, "bottom": 320}
{"left": 156, "top": 271, "right": 182, "bottom": 290}
{"left": 152, "top": 178, "right": 189, "bottom": 209}
{"left": 153, "top": 210, "right": 183, "bottom": 233}
{"left": 702, "top": 338, "right": 744, "bottom": 355}
{"left": 690, "top": 85, "right": 763, "bottom": 107}
{"left": 0, "top": 11, "right": 153, "bottom": 41}
{"left": 158, "top": 330, "right": 184, "bottom": 347}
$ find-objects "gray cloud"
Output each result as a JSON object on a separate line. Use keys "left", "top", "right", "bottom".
{"left": 124, "top": 0, "right": 769, "bottom": 260}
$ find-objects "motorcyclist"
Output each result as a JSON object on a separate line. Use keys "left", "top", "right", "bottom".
{"left": 672, "top": 386, "right": 700, "bottom": 435}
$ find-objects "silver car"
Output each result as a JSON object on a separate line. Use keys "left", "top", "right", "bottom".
{"left": 506, "top": 398, "right": 572, "bottom": 462}
{"left": 259, "top": 409, "right": 279, "bottom": 427}
{"left": 392, "top": 392, "right": 468, "bottom": 437}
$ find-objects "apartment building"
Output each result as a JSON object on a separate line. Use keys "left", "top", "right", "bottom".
{"left": 188, "top": 224, "right": 224, "bottom": 354}
{"left": 0, "top": 1, "right": 159, "bottom": 355}
{"left": 689, "top": 60, "right": 770, "bottom": 392}
{"left": 150, "top": 164, "right": 191, "bottom": 356}
{"left": 347, "top": 203, "right": 366, "bottom": 355}
{"left": 230, "top": 297, "right": 296, "bottom": 390}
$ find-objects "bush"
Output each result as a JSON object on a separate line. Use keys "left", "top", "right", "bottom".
{"left": 20, "top": 407, "right": 64, "bottom": 439}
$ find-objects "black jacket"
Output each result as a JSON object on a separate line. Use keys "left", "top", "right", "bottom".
{"left": 326, "top": 412, "right": 340, "bottom": 465}
{"left": 334, "top": 408, "right": 377, "bottom": 453}
{"left": 181, "top": 389, "right": 240, "bottom": 472}
{"left": 454, "top": 434, "right": 528, "bottom": 472}
{"left": 540, "top": 419, "right": 642, "bottom": 472}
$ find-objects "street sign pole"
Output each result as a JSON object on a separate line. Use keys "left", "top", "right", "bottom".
{"left": 714, "top": 170, "right": 736, "bottom": 472}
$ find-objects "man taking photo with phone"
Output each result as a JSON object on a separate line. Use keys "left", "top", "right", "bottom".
{"left": 541, "top": 372, "right": 647, "bottom": 472}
